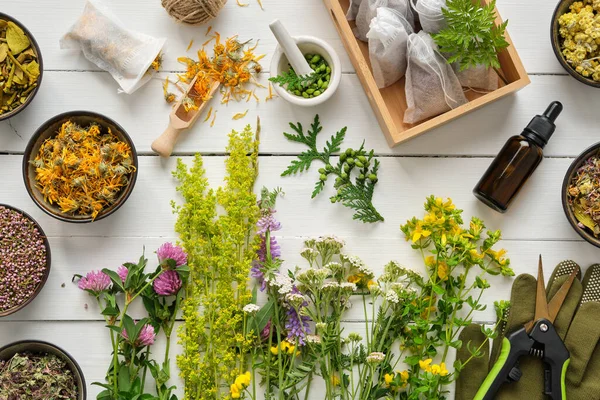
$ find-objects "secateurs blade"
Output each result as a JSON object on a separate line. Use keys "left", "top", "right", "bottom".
{"left": 473, "top": 255, "right": 577, "bottom": 400}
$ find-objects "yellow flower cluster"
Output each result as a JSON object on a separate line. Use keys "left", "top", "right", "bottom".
{"left": 418, "top": 359, "right": 449, "bottom": 376}
{"left": 347, "top": 273, "right": 375, "bottom": 288}
{"left": 229, "top": 372, "right": 251, "bottom": 399}
{"left": 559, "top": 0, "right": 600, "bottom": 81}
{"left": 270, "top": 340, "right": 301, "bottom": 357}
{"left": 384, "top": 370, "right": 409, "bottom": 390}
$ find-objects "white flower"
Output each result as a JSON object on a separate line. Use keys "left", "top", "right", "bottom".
{"left": 321, "top": 281, "right": 340, "bottom": 292}
{"left": 325, "top": 262, "right": 343, "bottom": 274}
{"left": 341, "top": 282, "right": 357, "bottom": 293}
{"left": 314, "top": 267, "right": 332, "bottom": 280}
{"left": 389, "top": 282, "right": 406, "bottom": 292}
{"left": 243, "top": 304, "right": 260, "bottom": 314}
{"left": 315, "top": 322, "right": 327, "bottom": 330}
{"left": 369, "top": 283, "right": 382, "bottom": 296}
{"left": 285, "top": 292, "right": 306, "bottom": 308}
{"left": 385, "top": 290, "right": 400, "bottom": 304}
{"left": 348, "top": 333, "right": 363, "bottom": 342}
{"left": 266, "top": 273, "right": 293, "bottom": 295}
{"left": 344, "top": 255, "right": 375, "bottom": 279}
{"left": 306, "top": 334, "right": 322, "bottom": 344}
{"left": 300, "top": 247, "right": 317, "bottom": 260}
{"left": 366, "top": 352, "right": 386, "bottom": 364}
{"left": 317, "top": 235, "right": 345, "bottom": 248}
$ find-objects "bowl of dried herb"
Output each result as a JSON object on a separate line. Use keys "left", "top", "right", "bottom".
{"left": 0, "top": 12, "right": 43, "bottom": 120}
{"left": 563, "top": 142, "right": 600, "bottom": 247}
{"left": 23, "top": 111, "right": 138, "bottom": 223}
{"left": 0, "top": 340, "right": 86, "bottom": 399}
{"left": 0, "top": 204, "right": 51, "bottom": 317}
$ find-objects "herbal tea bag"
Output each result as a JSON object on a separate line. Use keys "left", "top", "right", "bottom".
{"left": 454, "top": 64, "right": 499, "bottom": 91}
{"left": 354, "top": 0, "right": 414, "bottom": 42}
{"left": 60, "top": 0, "right": 165, "bottom": 94}
{"left": 347, "top": 0, "right": 364, "bottom": 20}
{"left": 412, "top": 0, "right": 447, "bottom": 34}
{"left": 404, "top": 32, "right": 467, "bottom": 124}
{"left": 367, "top": 8, "right": 413, "bottom": 88}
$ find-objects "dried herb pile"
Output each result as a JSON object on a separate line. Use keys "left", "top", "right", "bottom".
{"left": 0, "top": 206, "right": 47, "bottom": 313}
{"left": 0, "top": 19, "right": 40, "bottom": 115}
{"left": 32, "top": 121, "right": 135, "bottom": 220}
{"left": 0, "top": 352, "right": 78, "bottom": 399}
{"left": 567, "top": 154, "right": 600, "bottom": 236}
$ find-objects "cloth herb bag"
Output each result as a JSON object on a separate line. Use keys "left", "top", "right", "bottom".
{"left": 60, "top": 0, "right": 166, "bottom": 94}
{"left": 412, "top": 0, "right": 447, "bottom": 34}
{"left": 346, "top": 0, "right": 364, "bottom": 20}
{"left": 404, "top": 31, "right": 467, "bottom": 124}
{"left": 367, "top": 8, "right": 414, "bottom": 88}
{"left": 454, "top": 63, "right": 499, "bottom": 91}
{"left": 354, "top": 0, "right": 414, "bottom": 42}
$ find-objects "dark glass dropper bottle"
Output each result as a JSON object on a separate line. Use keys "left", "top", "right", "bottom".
{"left": 473, "top": 101, "right": 563, "bottom": 213}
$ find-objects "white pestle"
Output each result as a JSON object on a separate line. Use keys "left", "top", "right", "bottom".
{"left": 269, "top": 19, "right": 314, "bottom": 77}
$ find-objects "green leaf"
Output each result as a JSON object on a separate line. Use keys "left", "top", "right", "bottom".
{"left": 123, "top": 314, "right": 136, "bottom": 342}
{"left": 118, "top": 364, "right": 132, "bottom": 392}
{"left": 102, "top": 268, "right": 124, "bottom": 292}
{"left": 247, "top": 299, "right": 274, "bottom": 335}
{"left": 176, "top": 265, "right": 190, "bottom": 281}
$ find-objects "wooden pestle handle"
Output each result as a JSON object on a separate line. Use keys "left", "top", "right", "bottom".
{"left": 151, "top": 123, "right": 183, "bottom": 157}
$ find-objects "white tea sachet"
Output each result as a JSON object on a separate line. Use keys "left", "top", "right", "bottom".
{"left": 412, "top": 0, "right": 447, "bottom": 34}
{"left": 347, "top": 0, "right": 365, "bottom": 20}
{"left": 404, "top": 32, "right": 467, "bottom": 124}
{"left": 454, "top": 64, "right": 499, "bottom": 92}
{"left": 60, "top": 0, "right": 166, "bottom": 94}
{"left": 354, "top": 0, "right": 414, "bottom": 42}
{"left": 367, "top": 8, "right": 414, "bottom": 88}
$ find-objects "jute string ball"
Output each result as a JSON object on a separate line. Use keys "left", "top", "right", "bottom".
{"left": 161, "top": 0, "right": 227, "bottom": 25}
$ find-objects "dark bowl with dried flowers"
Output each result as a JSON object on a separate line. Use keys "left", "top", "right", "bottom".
{"left": 551, "top": 0, "right": 600, "bottom": 88}
{"left": 23, "top": 111, "right": 138, "bottom": 223}
{"left": 0, "top": 12, "right": 44, "bottom": 121}
{"left": 0, "top": 340, "right": 86, "bottom": 399}
{"left": 562, "top": 142, "right": 600, "bottom": 247}
{"left": 0, "top": 204, "right": 51, "bottom": 317}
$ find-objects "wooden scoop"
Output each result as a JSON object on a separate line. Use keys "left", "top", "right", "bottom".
{"left": 151, "top": 76, "right": 220, "bottom": 157}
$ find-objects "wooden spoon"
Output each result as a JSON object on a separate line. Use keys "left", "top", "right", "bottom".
{"left": 151, "top": 77, "right": 220, "bottom": 157}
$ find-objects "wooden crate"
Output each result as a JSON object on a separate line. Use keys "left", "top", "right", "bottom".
{"left": 322, "top": 0, "right": 530, "bottom": 147}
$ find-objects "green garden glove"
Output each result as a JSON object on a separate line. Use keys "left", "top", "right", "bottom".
{"left": 455, "top": 261, "right": 600, "bottom": 400}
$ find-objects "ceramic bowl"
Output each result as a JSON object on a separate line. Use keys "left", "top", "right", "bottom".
{"left": 0, "top": 12, "right": 43, "bottom": 121}
{"left": 562, "top": 142, "right": 600, "bottom": 247}
{"left": 0, "top": 340, "right": 86, "bottom": 399}
{"left": 23, "top": 111, "right": 138, "bottom": 223}
{"left": 270, "top": 35, "right": 342, "bottom": 107}
{"left": 551, "top": 0, "right": 600, "bottom": 88}
{"left": 0, "top": 204, "right": 51, "bottom": 317}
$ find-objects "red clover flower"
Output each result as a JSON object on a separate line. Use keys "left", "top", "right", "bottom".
{"left": 153, "top": 270, "right": 182, "bottom": 296}
{"left": 157, "top": 242, "right": 187, "bottom": 266}
{"left": 78, "top": 270, "right": 111, "bottom": 295}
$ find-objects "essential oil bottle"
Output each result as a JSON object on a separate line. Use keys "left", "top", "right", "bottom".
{"left": 473, "top": 101, "right": 563, "bottom": 213}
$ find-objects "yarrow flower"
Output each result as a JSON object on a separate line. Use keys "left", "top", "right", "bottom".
{"left": 385, "top": 290, "right": 400, "bottom": 304}
{"left": 117, "top": 265, "right": 128, "bottom": 283}
{"left": 153, "top": 270, "right": 182, "bottom": 296}
{"left": 243, "top": 304, "right": 260, "bottom": 314}
{"left": 122, "top": 324, "right": 156, "bottom": 347}
{"left": 156, "top": 242, "right": 187, "bottom": 266}
{"left": 306, "top": 334, "right": 322, "bottom": 344}
{"left": 265, "top": 273, "right": 293, "bottom": 295}
{"left": 78, "top": 270, "right": 111, "bottom": 294}
{"left": 366, "top": 352, "right": 386, "bottom": 364}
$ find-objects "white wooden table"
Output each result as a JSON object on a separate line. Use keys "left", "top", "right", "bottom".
{"left": 1, "top": 0, "right": 598, "bottom": 398}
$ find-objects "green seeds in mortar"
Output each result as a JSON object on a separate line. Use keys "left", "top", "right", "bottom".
{"left": 269, "top": 53, "right": 331, "bottom": 98}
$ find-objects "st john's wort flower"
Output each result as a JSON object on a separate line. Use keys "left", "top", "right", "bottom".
{"left": 157, "top": 242, "right": 187, "bottom": 267}
{"left": 122, "top": 324, "right": 156, "bottom": 347}
{"left": 78, "top": 270, "right": 111, "bottom": 295}
{"left": 153, "top": 270, "right": 182, "bottom": 296}
{"left": 117, "top": 265, "right": 128, "bottom": 283}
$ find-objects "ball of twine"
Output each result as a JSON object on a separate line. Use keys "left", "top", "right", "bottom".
{"left": 161, "top": 0, "right": 227, "bottom": 25}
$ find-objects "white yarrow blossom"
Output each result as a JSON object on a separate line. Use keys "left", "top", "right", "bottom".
{"left": 265, "top": 273, "right": 294, "bottom": 295}
{"left": 366, "top": 352, "right": 386, "bottom": 364}
{"left": 306, "top": 334, "right": 322, "bottom": 344}
{"left": 243, "top": 304, "right": 260, "bottom": 314}
{"left": 385, "top": 290, "right": 400, "bottom": 304}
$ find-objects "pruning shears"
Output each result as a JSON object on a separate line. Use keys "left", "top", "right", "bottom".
{"left": 474, "top": 255, "right": 577, "bottom": 400}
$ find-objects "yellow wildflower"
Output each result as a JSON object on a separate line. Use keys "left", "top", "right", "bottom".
{"left": 230, "top": 383, "right": 241, "bottom": 399}
{"left": 270, "top": 346, "right": 278, "bottom": 355}
{"left": 431, "top": 364, "right": 441, "bottom": 375}
{"left": 367, "top": 280, "right": 377, "bottom": 288}
{"left": 234, "top": 371, "right": 251, "bottom": 389}
{"left": 384, "top": 373, "right": 394, "bottom": 387}
{"left": 425, "top": 256, "right": 436, "bottom": 267}
{"left": 331, "top": 374, "right": 341, "bottom": 387}
{"left": 469, "top": 249, "right": 483, "bottom": 260}
{"left": 348, "top": 274, "right": 361, "bottom": 284}
{"left": 439, "top": 362, "right": 449, "bottom": 376}
{"left": 412, "top": 222, "right": 431, "bottom": 243}
{"left": 434, "top": 197, "right": 455, "bottom": 211}
{"left": 419, "top": 358, "right": 432, "bottom": 372}
{"left": 399, "top": 370, "right": 409, "bottom": 381}
{"left": 437, "top": 262, "right": 449, "bottom": 281}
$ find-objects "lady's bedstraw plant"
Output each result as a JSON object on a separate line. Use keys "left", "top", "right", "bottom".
{"left": 398, "top": 196, "right": 513, "bottom": 399}
{"left": 173, "top": 122, "right": 260, "bottom": 400}
{"left": 75, "top": 243, "right": 189, "bottom": 400}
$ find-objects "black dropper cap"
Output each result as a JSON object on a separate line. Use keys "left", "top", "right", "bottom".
{"left": 522, "top": 101, "right": 563, "bottom": 148}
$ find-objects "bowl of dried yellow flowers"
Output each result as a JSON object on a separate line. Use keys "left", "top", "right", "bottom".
{"left": 0, "top": 13, "right": 43, "bottom": 120}
{"left": 552, "top": 0, "right": 600, "bottom": 87}
{"left": 23, "top": 111, "right": 138, "bottom": 223}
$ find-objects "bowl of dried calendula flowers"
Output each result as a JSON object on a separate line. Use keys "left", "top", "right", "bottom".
{"left": 23, "top": 111, "right": 138, "bottom": 223}
{"left": 551, "top": 0, "right": 600, "bottom": 87}
{"left": 0, "top": 13, "right": 43, "bottom": 120}
{"left": 0, "top": 340, "right": 86, "bottom": 399}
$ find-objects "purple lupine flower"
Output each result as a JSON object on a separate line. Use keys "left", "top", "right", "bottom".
{"left": 122, "top": 324, "right": 156, "bottom": 347}
{"left": 285, "top": 307, "right": 311, "bottom": 346}
{"left": 117, "top": 265, "right": 128, "bottom": 283}
{"left": 257, "top": 213, "right": 282, "bottom": 235}
{"left": 157, "top": 242, "right": 187, "bottom": 267}
{"left": 78, "top": 270, "right": 111, "bottom": 294}
{"left": 153, "top": 270, "right": 182, "bottom": 296}
{"left": 257, "top": 235, "right": 281, "bottom": 263}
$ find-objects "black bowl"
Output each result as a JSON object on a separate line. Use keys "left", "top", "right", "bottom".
{"left": 0, "top": 204, "right": 51, "bottom": 316}
{"left": 551, "top": 0, "right": 600, "bottom": 88}
{"left": 0, "top": 340, "right": 86, "bottom": 399}
{"left": 23, "top": 111, "right": 138, "bottom": 223}
{"left": 562, "top": 142, "right": 600, "bottom": 247}
{"left": 0, "top": 12, "right": 44, "bottom": 120}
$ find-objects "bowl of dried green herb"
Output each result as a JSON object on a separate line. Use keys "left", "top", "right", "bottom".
{"left": 0, "top": 12, "right": 43, "bottom": 120}
{"left": 23, "top": 111, "right": 138, "bottom": 223}
{"left": 0, "top": 340, "right": 86, "bottom": 399}
{"left": 563, "top": 142, "right": 600, "bottom": 247}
